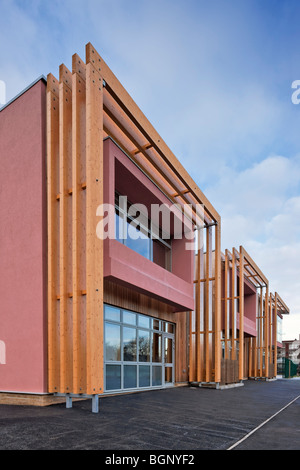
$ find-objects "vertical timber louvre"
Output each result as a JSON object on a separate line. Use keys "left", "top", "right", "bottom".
{"left": 47, "top": 46, "right": 104, "bottom": 396}
{"left": 47, "top": 42, "right": 222, "bottom": 395}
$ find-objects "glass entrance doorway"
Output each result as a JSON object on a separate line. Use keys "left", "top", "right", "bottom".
{"left": 163, "top": 334, "right": 174, "bottom": 386}
{"left": 104, "top": 304, "right": 175, "bottom": 393}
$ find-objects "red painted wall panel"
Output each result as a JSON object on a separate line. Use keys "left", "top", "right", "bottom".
{"left": 0, "top": 80, "right": 47, "bottom": 393}
{"left": 103, "top": 138, "right": 194, "bottom": 312}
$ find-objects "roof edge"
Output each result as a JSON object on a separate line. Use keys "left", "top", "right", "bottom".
{"left": 0, "top": 75, "right": 47, "bottom": 112}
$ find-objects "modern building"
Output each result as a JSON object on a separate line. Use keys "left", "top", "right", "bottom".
{"left": 0, "top": 43, "right": 290, "bottom": 411}
{"left": 281, "top": 335, "right": 300, "bottom": 365}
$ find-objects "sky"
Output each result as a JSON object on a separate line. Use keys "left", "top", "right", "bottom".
{"left": 0, "top": 0, "right": 300, "bottom": 340}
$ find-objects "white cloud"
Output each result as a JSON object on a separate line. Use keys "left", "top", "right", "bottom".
{"left": 204, "top": 154, "right": 300, "bottom": 340}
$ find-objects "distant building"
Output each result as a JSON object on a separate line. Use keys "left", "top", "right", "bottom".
{"left": 282, "top": 335, "right": 300, "bottom": 365}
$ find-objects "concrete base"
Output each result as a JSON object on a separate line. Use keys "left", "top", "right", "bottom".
{"left": 190, "top": 381, "right": 244, "bottom": 390}
{"left": 0, "top": 392, "right": 87, "bottom": 407}
{"left": 249, "top": 377, "right": 277, "bottom": 382}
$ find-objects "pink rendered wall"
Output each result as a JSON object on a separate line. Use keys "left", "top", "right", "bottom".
{"left": 103, "top": 138, "right": 194, "bottom": 312}
{"left": 0, "top": 80, "right": 47, "bottom": 393}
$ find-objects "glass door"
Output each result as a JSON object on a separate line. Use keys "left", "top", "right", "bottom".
{"left": 163, "top": 334, "right": 174, "bottom": 386}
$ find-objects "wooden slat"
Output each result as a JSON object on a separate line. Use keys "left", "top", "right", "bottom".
{"left": 196, "top": 227, "right": 204, "bottom": 382}
{"left": 85, "top": 42, "right": 220, "bottom": 224}
{"left": 72, "top": 55, "right": 87, "bottom": 393}
{"left": 238, "top": 247, "right": 245, "bottom": 380}
{"left": 214, "top": 223, "right": 222, "bottom": 383}
{"left": 259, "top": 287, "right": 263, "bottom": 376}
{"left": 274, "top": 292, "right": 278, "bottom": 375}
{"left": 47, "top": 74, "right": 60, "bottom": 393}
{"left": 231, "top": 249, "right": 237, "bottom": 361}
{"left": 59, "top": 65, "right": 73, "bottom": 393}
{"left": 85, "top": 45, "right": 104, "bottom": 395}
{"left": 205, "top": 227, "right": 212, "bottom": 382}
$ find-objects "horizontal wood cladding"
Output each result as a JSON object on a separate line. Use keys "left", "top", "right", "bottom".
{"left": 47, "top": 46, "right": 104, "bottom": 395}
{"left": 104, "top": 280, "right": 189, "bottom": 383}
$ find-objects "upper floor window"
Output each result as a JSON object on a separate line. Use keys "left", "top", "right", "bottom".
{"left": 115, "top": 192, "right": 172, "bottom": 272}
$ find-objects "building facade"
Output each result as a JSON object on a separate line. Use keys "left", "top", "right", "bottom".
{"left": 0, "top": 43, "right": 289, "bottom": 409}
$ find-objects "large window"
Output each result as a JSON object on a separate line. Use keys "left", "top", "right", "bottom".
{"left": 115, "top": 193, "right": 172, "bottom": 271}
{"left": 104, "top": 304, "right": 175, "bottom": 392}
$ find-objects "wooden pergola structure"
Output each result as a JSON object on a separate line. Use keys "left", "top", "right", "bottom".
{"left": 221, "top": 247, "right": 289, "bottom": 382}
{"left": 47, "top": 42, "right": 222, "bottom": 397}
{"left": 220, "top": 247, "right": 269, "bottom": 384}
{"left": 270, "top": 292, "right": 290, "bottom": 377}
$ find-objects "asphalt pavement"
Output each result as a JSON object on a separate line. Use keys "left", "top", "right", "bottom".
{"left": 0, "top": 378, "right": 299, "bottom": 451}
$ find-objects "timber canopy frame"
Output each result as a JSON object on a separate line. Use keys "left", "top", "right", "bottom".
{"left": 47, "top": 42, "right": 222, "bottom": 396}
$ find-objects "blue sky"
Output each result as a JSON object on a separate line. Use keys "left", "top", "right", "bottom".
{"left": 1, "top": 0, "right": 300, "bottom": 339}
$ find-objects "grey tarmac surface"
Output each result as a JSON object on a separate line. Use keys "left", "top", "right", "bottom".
{"left": 0, "top": 378, "right": 299, "bottom": 451}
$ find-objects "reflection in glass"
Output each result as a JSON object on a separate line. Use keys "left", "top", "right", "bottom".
{"left": 126, "top": 220, "right": 150, "bottom": 259}
{"left": 123, "top": 311, "right": 136, "bottom": 325}
{"left": 138, "top": 315, "right": 150, "bottom": 329}
{"left": 124, "top": 365, "right": 137, "bottom": 389}
{"left": 123, "top": 327, "right": 137, "bottom": 361}
{"left": 165, "top": 367, "right": 173, "bottom": 384}
{"left": 139, "top": 365, "right": 150, "bottom": 387}
{"left": 153, "top": 319, "right": 160, "bottom": 331}
{"left": 164, "top": 337, "right": 173, "bottom": 364}
{"left": 105, "top": 323, "right": 121, "bottom": 361}
{"left": 138, "top": 330, "right": 150, "bottom": 362}
{"left": 152, "top": 333, "right": 162, "bottom": 362}
{"left": 106, "top": 365, "right": 121, "bottom": 390}
{"left": 152, "top": 366, "right": 162, "bottom": 386}
{"left": 115, "top": 211, "right": 125, "bottom": 242}
{"left": 164, "top": 322, "right": 174, "bottom": 334}
{"left": 105, "top": 305, "right": 121, "bottom": 322}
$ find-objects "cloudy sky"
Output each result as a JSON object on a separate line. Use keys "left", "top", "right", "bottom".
{"left": 1, "top": 0, "right": 300, "bottom": 340}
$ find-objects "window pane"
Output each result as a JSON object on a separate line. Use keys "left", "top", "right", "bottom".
{"left": 123, "top": 311, "right": 136, "bottom": 325}
{"left": 105, "top": 323, "right": 121, "bottom": 361}
{"left": 138, "top": 315, "right": 150, "bottom": 329}
{"left": 153, "top": 319, "right": 161, "bottom": 331}
{"left": 124, "top": 365, "right": 137, "bottom": 389}
{"left": 105, "top": 305, "right": 120, "bottom": 322}
{"left": 153, "top": 239, "right": 171, "bottom": 271}
{"left": 138, "top": 330, "right": 150, "bottom": 362}
{"left": 139, "top": 365, "right": 150, "bottom": 387}
{"left": 165, "top": 367, "right": 173, "bottom": 384}
{"left": 164, "top": 337, "right": 173, "bottom": 364}
{"left": 106, "top": 365, "right": 121, "bottom": 390}
{"left": 164, "top": 322, "right": 174, "bottom": 334}
{"left": 115, "top": 211, "right": 125, "bottom": 243}
{"left": 123, "top": 327, "right": 137, "bottom": 361}
{"left": 152, "top": 333, "right": 162, "bottom": 362}
{"left": 126, "top": 220, "right": 150, "bottom": 259}
{"left": 152, "top": 366, "right": 162, "bottom": 386}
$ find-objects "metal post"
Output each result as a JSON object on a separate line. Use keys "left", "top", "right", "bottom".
{"left": 92, "top": 395, "right": 99, "bottom": 413}
{"left": 66, "top": 394, "right": 72, "bottom": 409}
